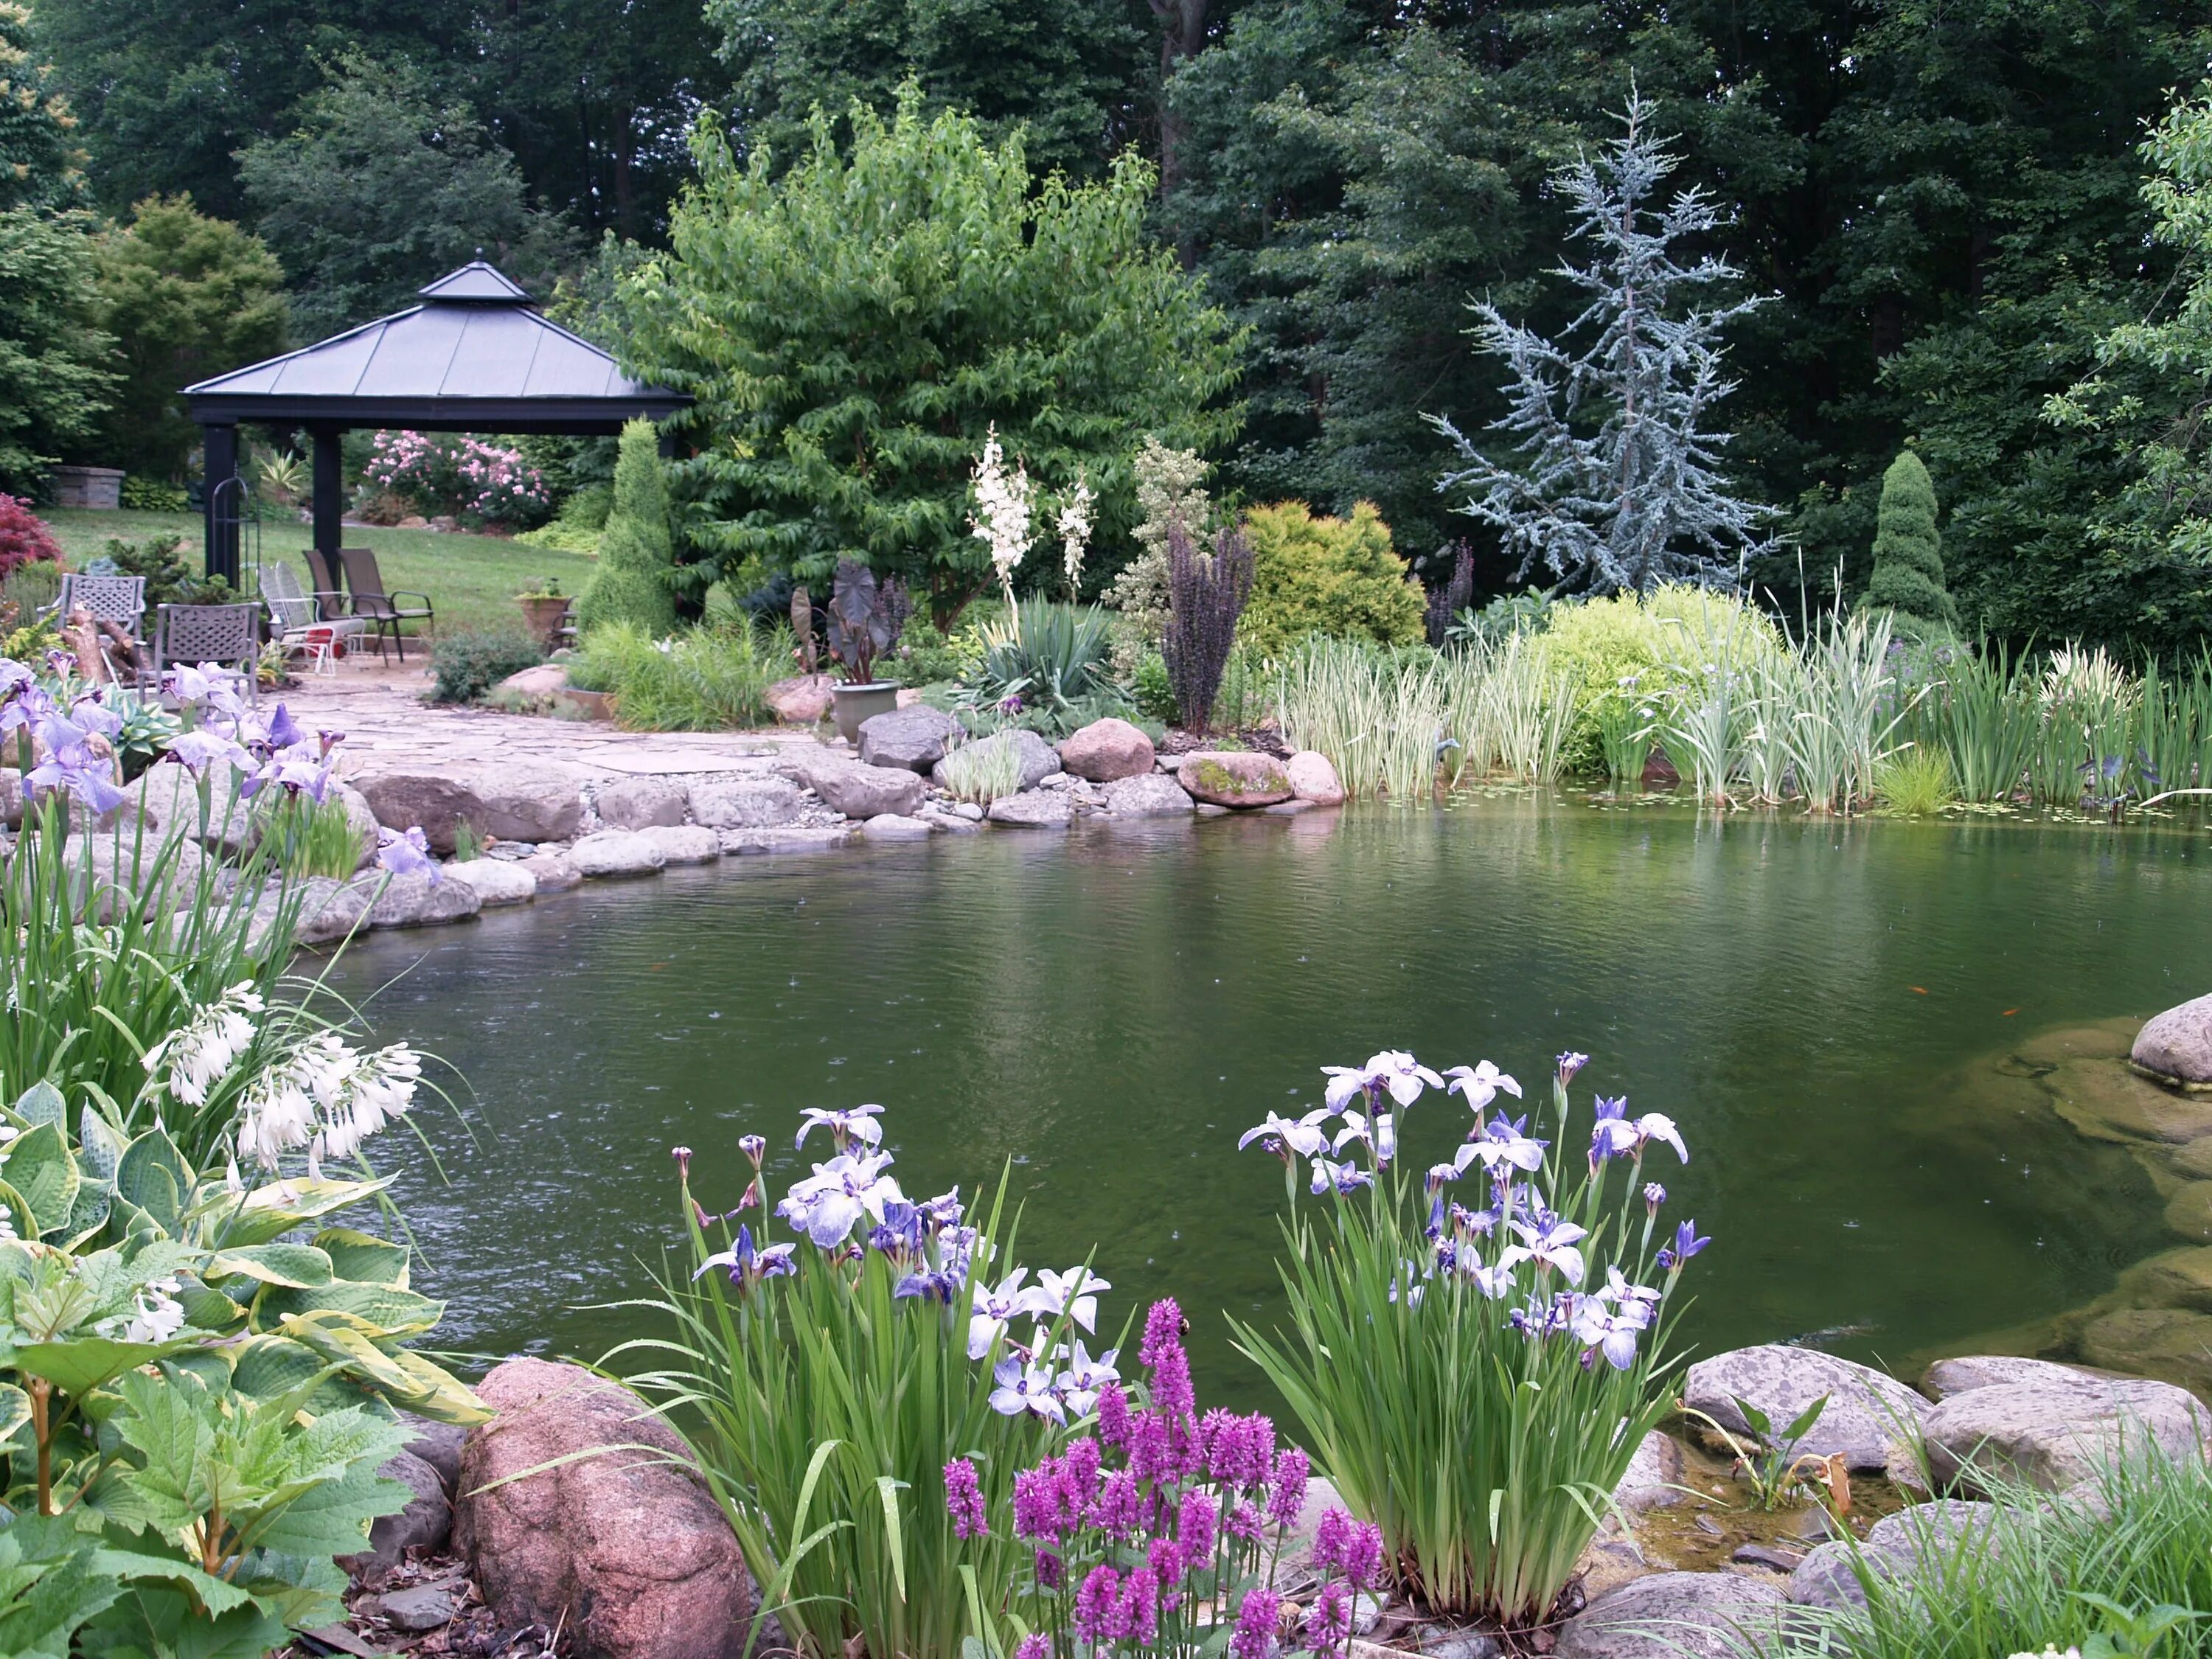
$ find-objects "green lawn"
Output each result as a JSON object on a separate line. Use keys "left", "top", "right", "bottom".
{"left": 41, "top": 508, "right": 598, "bottom": 637}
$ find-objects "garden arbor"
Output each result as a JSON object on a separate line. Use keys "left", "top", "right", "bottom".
{"left": 182, "top": 262, "right": 687, "bottom": 582}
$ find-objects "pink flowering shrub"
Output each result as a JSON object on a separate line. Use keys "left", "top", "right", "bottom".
{"left": 951, "top": 1298, "right": 1383, "bottom": 1659}
{"left": 361, "top": 431, "right": 552, "bottom": 529}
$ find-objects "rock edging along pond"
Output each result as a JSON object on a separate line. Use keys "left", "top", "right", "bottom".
{"left": 316, "top": 714, "right": 1349, "bottom": 936}
{"left": 427, "top": 1348, "right": 2212, "bottom": 1659}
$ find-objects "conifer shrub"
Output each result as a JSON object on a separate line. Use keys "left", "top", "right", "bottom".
{"left": 1237, "top": 500, "right": 1425, "bottom": 658}
{"left": 575, "top": 419, "right": 678, "bottom": 638}
{"left": 1862, "top": 451, "right": 1957, "bottom": 632}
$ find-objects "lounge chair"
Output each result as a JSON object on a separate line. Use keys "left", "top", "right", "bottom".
{"left": 338, "top": 546, "right": 434, "bottom": 663}
{"left": 262, "top": 561, "right": 369, "bottom": 675}
{"left": 301, "top": 547, "right": 353, "bottom": 623}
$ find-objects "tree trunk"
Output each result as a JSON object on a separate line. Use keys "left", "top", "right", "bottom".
{"left": 1150, "top": 0, "right": 1209, "bottom": 263}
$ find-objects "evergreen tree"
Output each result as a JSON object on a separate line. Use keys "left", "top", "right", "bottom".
{"left": 1430, "top": 94, "right": 1775, "bottom": 594}
{"left": 576, "top": 420, "right": 679, "bottom": 639}
{"left": 1861, "top": 451, "right": 1956, "bottom": 630}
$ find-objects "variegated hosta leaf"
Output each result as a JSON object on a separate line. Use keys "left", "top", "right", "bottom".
{"left": 257, "top": 1279, "right": 440, "bottom": 1337}
{"left": 276, "top": 1312, "right": 487, "bottom": 1424}
{"left": 0, "top": 1380, "right": 28, "bottom": 1449}
{"left": 186, "top": 1176, "right": 390, "bottom": 1248}
{"left": 207, "top": 1242, "right": 335, "bottom": 1290}
{"left": 5, "top": 1123, "right": 76, "bottom": 1239}
{"left": 10, "top": 1082, "right": 64, "bottom": 1132}
{"left": 311, "top": 1228, "right": 409, "bottom": 1289}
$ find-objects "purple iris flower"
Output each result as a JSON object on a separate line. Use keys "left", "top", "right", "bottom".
{"left": 1054, "top": 1339, "right": 1120, "bottom": 1416}
{"left": 1321, "top": 1051, "right": 1442, "bottom": 1111}
{"left": 1632, "top": 1112, "right": 1688, "bottom": 1164}
{"left": 1557, "top": 1051, "right": 1590, "bottom": 1084}
{"left": 1644, "top": 1181, "right": 1666, "bottom": 1214}
{"left": 1503, "top": 1211, "right": 1588, "bottom": 1285}
{"left": 375, "top": 825, "right": 439, "bottom": 880}
{"left": 1308, "top": 1157, "right": 1374, "bottom": 1196}
{"left": 1239, "top": 1107, "right": 1335, "bottom": 1158}
{"left": 263, "top": 702, "right": 305, "bottom": 751}
{"left": 739, "top": 1133, "right": 766, "bottom": 1166}
{"left": 1658, "top": 1219, "right": 1711, "bottom": 1271}
{"left": 989, "top": 1355, "right": 1068, "bottom": 1424}
{"left": 1589, "top": 1096, "right": 1641, "bottom": 1163}
{"left": 66, "top": 694, "right": 121, "bottom": 741}
{"left": 1464, "top": 1259, "right": 1515, "bottom": 1300}
{"left": 165, "top": 728, "right": 251, "bottom": 777}
{"left": 1034, "top": 1266, "right": 1109, "bottom": 1333}
{"left": 969, "top": 1268, "right": 1056, "bottom": 1359}
{"left": 796, "top": 1103, "right": 885, "bottom": 1150}
{"left": 1455, "top": 1114, "right": 1545, "bottom": 1177}
{"left": 1570, "top": 1298, "right": 1645, "bottom": 1370}
{"left": 695, "top": 1224, "right": 798, "bottom": 1288}
{"left": 1332, "top": 1110, "right": 1395, "bottom": 1165}
{"left": 919, "top": 1188, "right": 964, "bottom": 1229}
{"left": 25, "top": 714, "right": 125, "bottom": 815}
{"left": 779, "top": 1149, "right": 905, "bottom": 1248}
{"left": 1443, "top": 1061, "right": 1521, "bottom": 1112}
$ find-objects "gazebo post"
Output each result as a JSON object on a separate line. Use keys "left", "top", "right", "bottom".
{"left": 310, "top": 423, "right": 344, "bottom": 572}
{"left": 201, "top": 422, "right": 240, "bottom": 582}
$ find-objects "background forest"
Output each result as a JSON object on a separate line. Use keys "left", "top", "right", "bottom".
{"left": 8, "top": 0, "right": 2212, "bottom": 649}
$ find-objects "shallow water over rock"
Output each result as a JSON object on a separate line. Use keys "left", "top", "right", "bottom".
{"left": 327, "top": 795, "right": 2212, "bottom": 1399}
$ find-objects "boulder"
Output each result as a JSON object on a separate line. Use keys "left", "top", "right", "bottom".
{"left": 721, "top": 824, "right": 851, "bottom": 855}
{"left": 571, "top": 830, "right": 668, "bottom": 878}
{"left": 1612, "top": 1430, "right": 1688, "bottom": 1512}
{"left": 400, "top": 1415, "right": 468, "bottom": 1495}
{"left": 2043, "top": 1057, "right": 2212, "bottom": 1145}
{"left": 777, "top": 748, "right": 925, "bottom": 819}
{"left": 764, "top": 674, "right": 836, "bottom": 726}
{"left": 496, "top": 664, "right": 571, "bottom": 699}
{"left": 445, "top": 858, "right": 538, "bottom": 906}
{"left": 858, "top": 705, "right": 964, "bottom": 773}
{"left": 374, "top": 1585, "right": 456, "bottom": 1632}
{"left": 1921, "top": 1371, "right": 2211, "bottom": 1492}
{"left": 1921, "top": 1354, "right": 2097, "bottom": 1401}
{"left": 1057, "top": 718, "right": 1155, "bottom": 782}
{"left": 341, "top": 1449, "right": 451, "bottom": 1576}
{"left": 687, "top": 776, "right": 807, "bottom": 830}
{"left": 366, "top": 872, "right": 481, "bottom": 929}
{"left": 636, "top": 824, "right": 723, "bottom": 866}
{"left": 456, "top": 1357, "right": 752, "bottom": 1659}
{"left": 987, "top": 790, "right": 1076, "bottom": 828}
{"left": 327, "top": 780, "right": 381, "bottom": 870}
{"left": 291, "top": 875, "right": 375, "bottom": 947}
{"left": 1787, "top": 1500, "right": 2003, "bottom": 1611}
{"left": 1683, "top": 1345, "right": 1929, "bottom": 1474}
{"left": 917, "top": 809, "right": 980, "bottom": 835}
{"left": 2134, "top": 993, "right": 2212, "bottom": 1087}
{"left": 521, "top": 850, "right": 584, "bottom": 892}
{"left": 594, "top": 776, "right": 689, "bottom": 831}
{"left": 1101, "top": 773, "right": 1196, "bottom": 818}
{"left": 1285, "top": 749, "right": 1347, "bottom": 806}
{"left": 2168, "top": 1182, "right": 2212, "bottom": 1241}
{"left": 860, "top": 813, "right": 934, "bottom": 841}
{"left": 356, "top": 770, "right": 484, "bottom": 855}
{"left": 467, "top": 762, "right": 589, "bottom": 844}
{"left": 1554, "top": 1572, "right": 1786, "bottom": 1659}
{"left": 80, "top": 831, "right": 209, "bottom": 921}
{"left": 116, "top": 764, "right": 257, "bottom": 855}
{"left": 1176, "top": 751, "right": 1295, "bottom": 808}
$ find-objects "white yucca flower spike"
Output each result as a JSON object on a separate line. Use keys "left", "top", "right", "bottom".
{"left": 144, "top": 981, "right": 265, "bottom": 1108}
{"left": 1058, "top": 473, "right": 1095, "bottom": 598}
{"left": 969, "top": 425, "right": 1034, "bottom": 608}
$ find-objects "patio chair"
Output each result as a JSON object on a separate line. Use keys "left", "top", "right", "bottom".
{"left": 42, "top": 573, "right": 149, "bottom": 684}
{"left": 300, "top": 547, "right": 353, "bottom": 623}
{"left": 338, "top": 546, "right": 434, "bottom": 663}
{"left": 147, "top": 602, "right": 260, "bottom": 707}
{"left": 261, "top": 560, "right": 368, "bottom": 675}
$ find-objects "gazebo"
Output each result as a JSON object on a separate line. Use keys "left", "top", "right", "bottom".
{"left": 182, "top": 262, "right": 689, "bottom": 582}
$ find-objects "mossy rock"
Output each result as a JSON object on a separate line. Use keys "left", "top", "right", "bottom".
{"left": 2117, "top": 1246, "right": 2212, "bottom": 1314}
{"left": 2076, "top": 1305, "right": 2212, "bottom": 1399}
{"left": 2171, "top": 1138, "right": 2212, "bottom": 1181}
{"left": 2167, "top": 1182, "right": 2212, "bottom": 1242}
{"left": 2042, "top": 1058, "right": 2212, "bottom": 1146}
{"left": 2131, "top": 1142, "right": 2194, "bottom": 1199}
{"left": 2003, "top": 1018, "right": 2138, "bottom": 1074}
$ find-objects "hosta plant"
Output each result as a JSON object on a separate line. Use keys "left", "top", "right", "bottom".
{"left": 633, "top": 1107, "right": 1107, "bottom": 1659}
{"left": 1234, "top": 1051, "right": 1707, "bottom": 1628}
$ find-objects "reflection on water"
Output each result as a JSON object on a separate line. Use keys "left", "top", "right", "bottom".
{"left": 327, "top": 796, "right": 2212, "bottom": 1402}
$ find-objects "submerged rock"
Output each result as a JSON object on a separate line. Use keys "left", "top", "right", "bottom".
{"left": 2076, "top": 1305, "right": 2212, "bottom": 1398}
{"left": 1554, "top": 1571, "right": 1786, "bottom": 1658}
{"left": 2133, "top": 993, "right": 2212, "bottom": 1087}
{"left": 2115, "top": 1245, "right": 2212, "bottom": 1312}
{"left": 860, "top": 813, "right": 934, "bottom": 840}
{"left": 1683, "top": 1345, "right": 1929, "bottom": 1473}
{"left": 2042, "top": 1058, "right": 2212, "bottom": 1145}
{"left": 456, "top": 1357, "right": 753, "bottom": 1659}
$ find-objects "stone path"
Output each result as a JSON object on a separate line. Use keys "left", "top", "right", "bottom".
{"left": 282, "top": 659, "right": 812, "bottom": 781}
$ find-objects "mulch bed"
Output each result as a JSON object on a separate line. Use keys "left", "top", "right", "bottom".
{"left": 281, "top": 1549, "right": 570, "bottom": 1659}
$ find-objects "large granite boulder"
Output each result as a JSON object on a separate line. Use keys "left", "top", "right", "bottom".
{"left": 341, "top": 1448, "right": 451, "bottom": 1577}
{"left": 988, "top": 790, "right": 1075, "bottom": 827}
{"left": 594, "top": 776, "right": 689, "bottom": 831}
{"left": 366, "top": 872, "right": 481, "bottom": 929}
{"left": 687, "top": 775, "right": 807, "bottom": 830}
{"left": 445, "top": 858, "right": 538, "bottom": 906}
{"left": 1057, "top": 718, "right": 1155, "bottom": 782}
{"left": 571, "top": 830, "right": 668, "bottom": 878}
{"left": 1554, "top": 1572, "right": 1786, "bottom": 1658}
{"left": 778, "top": 748, "right": 925, "bottom": 819}
{"left": 521, "top": 850, "right": 584, "bottom": 892}
{"left": 636, "top": 824, "right": 722, "bottom": 865}
{"left": 1102, "top": 773, "right": 1197, "bottom": 818}
{"left": 859, "top": 813, "right": 934, "bottom": 841}
{"left": 495, "top": 664, "right": 570, "bottom": 699}
{"left": 456, "top": 1358, "right": 752, "bottom": 1659}
{"left": 355, "top": 770, "right": 483, "bottom": 855}
{"left": 116, "top": 764, "right": 257, "bottom": 855}
{"left": 764, "top": 674, "right": 835, "bottom": 726}
{"left": 858, "top": 705, "right": 964, "bottom": 773}
{"left": 467, "top": 762, "right": 588, "bottom": 844}
{"left": 1683, "top": 1345, "right": 1928, "bottom": 1474}
{"left": 1921, "top": 1354, "right": 2097, "bottom": 1401}
{"left": 1921, "top": 1370, "right": 2211, "bottom": 1492}
{"left": 288, "top": 875, "right": 376, "bottom": 947}
{"left": 1177, "top": 751, "right": 1294, "bottom": 808}
{"left": 80, "top": 831, "right": 209, "bottom": 921}
{"left": 1787, "top": 1500, "right": 2003, "bottom": 1611}
{"left": 1285, "top": 750, "right": 1348, "bottom": 806}
{"left": 1612, "top": 1430, "right": 1688, "bottom": 1512}
{"left": 2135, "top": 994, "right": 2212, "bottom": 1088}
{"left": 933, "top": 728, "right": 1062, "bottom": 794}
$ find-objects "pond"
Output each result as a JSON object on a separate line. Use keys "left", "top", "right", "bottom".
{"left": 329, "top": 795, "right": 2212, "bottom": 1405}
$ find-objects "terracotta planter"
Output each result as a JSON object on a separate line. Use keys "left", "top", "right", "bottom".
{"left": 831, "top": 681, "right": 900, "bottom": 744}
{"left": 518, "top": 596, "right": 571, "bottom": 652}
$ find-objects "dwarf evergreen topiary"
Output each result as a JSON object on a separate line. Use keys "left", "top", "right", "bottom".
{"left": 1863, "top": 451, "right": 1956, "bottom": 630}
{"left": 575, "top": 419, "right": 678, "bottom": 639}
{"left": 1237, "top": 499, "right": 1426, "bottom": 657}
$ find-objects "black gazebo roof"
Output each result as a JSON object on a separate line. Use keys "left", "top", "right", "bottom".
{"left": 183, "top": 262, "right": 688, "bottom": 434}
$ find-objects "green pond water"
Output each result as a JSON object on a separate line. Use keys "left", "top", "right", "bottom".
{"left": 326, "top": 794, "right": 2212, "bottom": 1403}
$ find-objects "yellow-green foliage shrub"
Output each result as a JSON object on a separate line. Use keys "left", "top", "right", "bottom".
{"left": 1236, "top": 500, "right": 1425, "bottom": 658}
{"left": 1536, "top": 585, "right": 1785, "bottom": 771}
